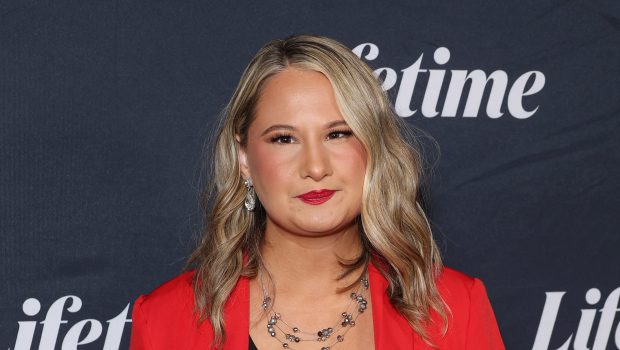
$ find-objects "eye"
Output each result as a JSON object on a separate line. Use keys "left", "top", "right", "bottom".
{"left": 270, "top": 133, "right": 295, "bottom": 144}
{"left": 327, "top": 129, "right": 353, "bottom": 140}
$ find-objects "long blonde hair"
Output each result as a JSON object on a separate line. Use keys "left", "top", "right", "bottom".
{"left": 185, "top": 34, "right": 447, "bottom": 347}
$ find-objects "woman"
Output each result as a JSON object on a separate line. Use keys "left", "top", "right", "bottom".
{"left": 130, "top": 34, "right": 505, "bottom": 350}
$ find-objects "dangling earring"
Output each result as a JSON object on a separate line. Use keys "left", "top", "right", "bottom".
{"left": 244, "top": 178, "right": 256, "bottom": 211}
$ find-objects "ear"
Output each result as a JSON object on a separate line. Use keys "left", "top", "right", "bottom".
{"left": 235, "top": 134, "right": 251, "bottom": 180}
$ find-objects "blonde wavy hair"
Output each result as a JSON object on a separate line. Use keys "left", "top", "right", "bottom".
{"left": 185, "top": 34, "right": 447, "bottom": 348}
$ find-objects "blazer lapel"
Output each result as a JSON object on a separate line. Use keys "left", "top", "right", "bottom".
{"left": 222, "top": 276, "right": 250, "bottom": 350}
{"left": 369, "top": 262, "right": 415, "bottom": 349}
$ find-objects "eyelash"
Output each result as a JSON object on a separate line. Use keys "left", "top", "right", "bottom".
{"left": 327, "top": 129, "right": 353, "bottom": 139}
{"left": 269, "top": 129, "right": 353, "bottom": 144}
{"left": 270, "top": 133, "right": 294, "bottom": 144}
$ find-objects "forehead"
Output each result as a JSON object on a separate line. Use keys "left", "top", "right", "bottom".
{"left": 251, "top": 68, "right": 345, "bottom": 131}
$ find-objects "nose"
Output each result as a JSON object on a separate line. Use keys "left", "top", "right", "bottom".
{"left": 300, "top": 140, "right": 332, "bottom": 181}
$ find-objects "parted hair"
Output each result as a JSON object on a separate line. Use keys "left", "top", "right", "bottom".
{"left": 185, "top": 34, "right": 447, "bottom": 348}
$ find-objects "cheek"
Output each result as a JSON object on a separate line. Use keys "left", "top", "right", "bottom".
{"left": 335, "top": 140, "right": 368, "bottom": 182}
{"left": 247, "top": 143, "right": 297, "bottom": 196}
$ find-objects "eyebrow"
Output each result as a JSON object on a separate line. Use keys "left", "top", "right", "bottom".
{"left": 260, "top": 120, "right": 349, "bottom": 136}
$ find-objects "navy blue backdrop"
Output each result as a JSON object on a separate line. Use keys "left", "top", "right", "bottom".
{"left": 2, "top": 1, "right": 619, "bottom": 349}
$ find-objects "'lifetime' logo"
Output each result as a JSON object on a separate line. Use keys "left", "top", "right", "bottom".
{"left": 533, "top": 287, "right": 620, "bottom": 350}
{"left": 10, "top": 296, "right": 131, "bottom": 350}
{"left": 353, "top": 43, "right": 546, "bottom": 119}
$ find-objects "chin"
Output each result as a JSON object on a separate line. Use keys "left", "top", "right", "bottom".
{"left": 294, "top": 218, "right": 352, "bottom": 236}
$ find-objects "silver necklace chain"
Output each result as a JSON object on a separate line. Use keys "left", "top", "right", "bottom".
{"left": 258, "top": 267, "right": 370, "bottom": 350}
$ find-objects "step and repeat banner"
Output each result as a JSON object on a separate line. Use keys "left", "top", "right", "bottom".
{"left": 1, "top": 1, "right": 619, "bottom": 349}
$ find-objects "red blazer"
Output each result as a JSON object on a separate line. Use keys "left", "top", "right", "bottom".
{"left": 130, "top": 263, "right": 505, "bottom": 349}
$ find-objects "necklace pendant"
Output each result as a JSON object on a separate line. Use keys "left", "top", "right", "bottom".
{"left": 361, "top": 277, "right": 369, "bottom": 289}
{"left": 340, "top": 313, "right": 353, "bottom": 327}
{"left": 285, "top": 333, "right": 300, "bottom": 343}
{"left": 262, "top": 296, "right": 272, "bottom": 310}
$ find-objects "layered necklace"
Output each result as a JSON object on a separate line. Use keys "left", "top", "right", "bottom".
{"left": 258, "top": 267, "right": 370, "bottom": 350}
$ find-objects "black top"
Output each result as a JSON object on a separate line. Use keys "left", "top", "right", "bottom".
{"left": 249, "top": 336, "right": 259, "bottom": 350}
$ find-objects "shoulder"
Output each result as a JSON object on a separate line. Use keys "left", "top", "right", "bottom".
{"left": 435, "top": 266, "right": 491, "bottom": 318}
{"left": 436, "top": 266, "right": 478, "bottom": 299}
{"left": 429, "top": 266, "right": 505, "bottom": 350}
{"left": 130, "top": 270, "right": 214, "bottom": 350}
{"left": 134, "top": 270, "right": 196, "bottom": 317}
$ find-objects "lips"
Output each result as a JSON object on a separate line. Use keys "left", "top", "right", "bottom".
{"left": 296, "top": 189, "right": 336, "bottom": 205}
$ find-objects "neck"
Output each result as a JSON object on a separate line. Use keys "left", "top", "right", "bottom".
{"left": 259, "top": 219, "right": 365, "bottom": 296}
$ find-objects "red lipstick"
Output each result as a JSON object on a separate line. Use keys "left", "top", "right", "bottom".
{"left": 296, "top": 189, "right": 336, "bottom": 205}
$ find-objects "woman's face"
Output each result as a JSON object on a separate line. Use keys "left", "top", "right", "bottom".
{"left": 238, "top": 68, "right": 367, "bottom": 237}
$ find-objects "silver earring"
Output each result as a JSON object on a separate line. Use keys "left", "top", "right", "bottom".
{"left": 244, "top": 178, "right": 256, "bottom": 211}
